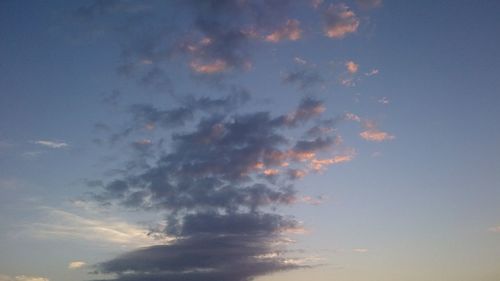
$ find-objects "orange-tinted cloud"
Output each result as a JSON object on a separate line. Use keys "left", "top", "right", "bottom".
{"left": 190, "top": 59, "right": 227, "bottom": 74}
{"left": 360, "top": 120, "right": 394, "bottom": 141}
{"left": 265, "top": 19, "right": 302, "bottom": 43}
{"left": 346, "top": 60, "right": 359, "bottom": 74}
{"left": 323, "top": 4, "right": 360, "bottom": 39}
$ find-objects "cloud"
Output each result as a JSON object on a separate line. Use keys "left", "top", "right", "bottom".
{"left": 359, "top": 120, "right": 394, "bottom": 142}
{"left": 68, "top": 261, "right": 86, "bottom": 269}
{"left": 345, "top": 60, "right": 359, "bottom": 74}
{"left": 323, "top": 3, "right": 360, "bottom": 39}
{"left": 265, "top": 19, "right": 302, "bottom": 43}
{"left": 87, "top": 98, "right": 343, "bottom": 281}
{"left": 352, "top": 248, "right": 369, "bottom": 253}
{"left": 27, "top": 208, "right": 172, "bottom": 247}
{"left": 344, "top": 112, "right": 362, "bottom": 122}
{"left": 34, "top": 140, "right": 68, "bottom": 149}
{"left": 0, "top": 275, "right": 49, "bottom": 281}
{"left": 378, "top": 96, "right": 389, "bottom": 104}
{"left": 365, "top": 68, "right": 379, "bottom": 76}
{"left": 283, "top": 68, "right": 323, "bottom": 91}
{"left": 190, "top": 59, "right": 228, "bottom": 74}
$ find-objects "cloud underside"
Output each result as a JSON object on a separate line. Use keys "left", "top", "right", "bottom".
{"left": 90, "top": 96, "right": 347, "bottom": 281}
{"left": 95, "top": 234, "right": 305, "bottom": 281}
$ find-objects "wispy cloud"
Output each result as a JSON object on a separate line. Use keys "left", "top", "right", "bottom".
{"left": 352, "top": 248, "right": 369, "bottom": 253}
{"left": 0, "top": 275, "right": 49, "bottom": 281}
{"left": 68, "top": 261, "right": 86, "bottom": 269}
{"left": 27, "top": 208, "right": 172, "bottom": 247}
{"left": 33, "top": 140, "right": 68, "bottom": 149}
{"left": 365, "top": 68, "right": 379, "bottom": 76}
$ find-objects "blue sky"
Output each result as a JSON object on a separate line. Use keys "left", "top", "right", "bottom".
{"left": 0, "top": 1, "right": 499, "bottom": 281}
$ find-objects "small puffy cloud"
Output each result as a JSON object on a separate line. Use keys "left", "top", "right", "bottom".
{"left": 489, "top": 226, "right": 500, "bottom": 233}
{"left": 265, "top": 19, "right": 302, "bottom": 43}
{"left": 345, "top": 60, "right": 359, "bottom": 74}
{"left": 34, "top": 140, "right": 68, "bottom": 149}
{"left": 68, "top": 261, "right": 86, "bottom": 269}
{"left": 323, "top": 3, "right": 360, "bottom": 39}
{"left": 360, "top": 120, "right": 394, "bottom": 142}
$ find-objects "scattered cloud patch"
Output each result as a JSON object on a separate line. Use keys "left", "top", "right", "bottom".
{"left": 323, "top": 3, "right": 360, "bottom": 39}
{"left": 345, "top": 60, "right": 359, "bottom": 74}
{"left": 360, "top": 120, "right": 394, "bottom": 142}
{"left": 190, "top": 59, "right": 228, "bottom": 74}
{"left": 265, "top": 19, "right": 302, "bottom": 43}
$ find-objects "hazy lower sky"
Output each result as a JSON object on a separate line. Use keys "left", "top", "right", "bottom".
{"left": 1, "top": 1, "right": 499, "bottom": 281}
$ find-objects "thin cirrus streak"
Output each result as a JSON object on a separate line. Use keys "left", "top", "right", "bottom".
{"left": 0, "top": 275, "right": 49, "bottom": 281}
{"left": 26, "top": 208, "right": 172, "bottom": 247}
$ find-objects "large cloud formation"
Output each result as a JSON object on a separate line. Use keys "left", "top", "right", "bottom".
{"left": 90, "top": 97, "right": 342, "bottom": 281}
{"left": 74, "top": 1, "right": 383, "bottom": 280}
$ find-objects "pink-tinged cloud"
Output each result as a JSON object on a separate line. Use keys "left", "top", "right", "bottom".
{"left": 265, "top": 19, "right": 302, "bottom": 43}
{"left": 310, "top": 154, "right": 353, "bottom": 171}
{"left": 190, "top": 59, "right": 227, "bottom": 74}
{"left": 345, "top": 60, "right": 359, "bottom": 74}
{"left": 263, "top": 169, "right": 280, "bottom": 176}
{"left": 323, "top": 4, "right": 360, "bottom": 39}
{"left": 360, "top": 120, "right": 394, "bottom": 142}
{"left": 287, "top": 169, "right": 307, "bottom": 179}
{"left": 344, "top": 112, "right": 362, "bottom": 122}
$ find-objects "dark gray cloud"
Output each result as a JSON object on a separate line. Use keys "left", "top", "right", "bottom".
{"left": 89, "top": 98, "right": 330, "bottom": 281}
{"left": 94, "top": 233, "right": 304, "bottom": 281}
{"left": 283, "top": 68, "right": 324, "bottom": 91}
{"left": 74, "top": 0, "right": 296, "bottom": 89}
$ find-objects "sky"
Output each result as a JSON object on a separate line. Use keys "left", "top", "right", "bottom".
{"left": 0, "top": 0, "right": 499, "bottom": 281}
